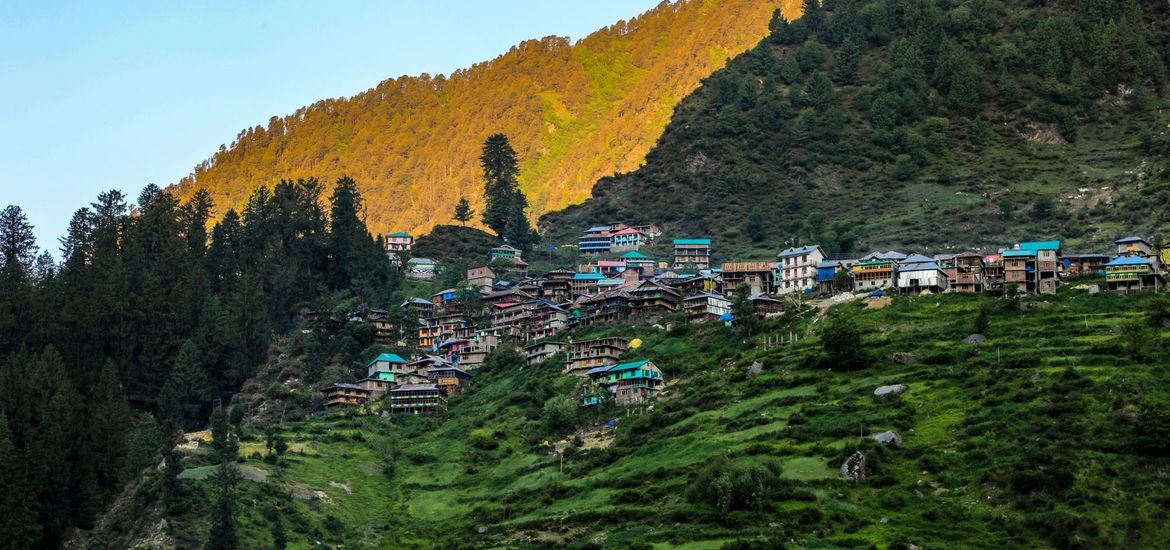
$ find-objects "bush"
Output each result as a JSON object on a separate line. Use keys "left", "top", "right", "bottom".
{"left": 821, "top": 315, "right": 871, "bottom": 371}
{"left": 686, "top": 457, "right": 786, "bottom": 513}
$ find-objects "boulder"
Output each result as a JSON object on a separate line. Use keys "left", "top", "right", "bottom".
{"left": 870, "top": 430, "right": 903, "bottom": 446}
{"left": 874, "top": 384, "right": 907, "bottom": 397}
{"left": 890, "top": 352, "right": 918, "bottom": 364}
{"left": 963, "top": 333, "right": 987, "bottom": 344}
{"left": 841, "top": 451, "right": 867, "bottom": 481}
{"left": 745, "top": 361, "right": 764, "bottom": 379}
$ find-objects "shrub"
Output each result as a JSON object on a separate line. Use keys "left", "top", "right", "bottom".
{"left": 686, "top": 457, "right": 786, "bottom": 513}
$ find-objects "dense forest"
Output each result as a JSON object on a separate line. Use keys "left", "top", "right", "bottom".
{"left": 0, "top": 178, "right": 397, "bottom": 547}
{"left": 172, "top": 0, "right": 801, "bottom": 238}
{"left": 542, "top": 0, "right": 1170, "bottom": 258}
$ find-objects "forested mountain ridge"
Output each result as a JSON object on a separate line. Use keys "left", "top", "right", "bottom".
{"left": 541, "top": 0, "right": 1170, "bottom": 259}
{"left": 173, "top": 0, "right": 801, "bottom": 238}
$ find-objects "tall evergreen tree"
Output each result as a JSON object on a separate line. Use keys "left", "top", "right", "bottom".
{"left": 158, "top": 340, "right": 212, "bottom": 432}
{"left": 480, "top": 134, "right": 520, "bottom": 234}
{"left": 205, "top": 462, "right": 241, "bottom": 550}
{"left": 0, "top": 205, "right": 38, "bottom": 274}
{"left": 0, "top": 413, "right": 37, "bottom": 547}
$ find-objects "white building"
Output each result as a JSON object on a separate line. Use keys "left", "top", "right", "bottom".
{"left": 896, "top": 260, "right": 949, "bottom": 293}
{"left": 774, "top": 245, "right": 825, "bottom": 295}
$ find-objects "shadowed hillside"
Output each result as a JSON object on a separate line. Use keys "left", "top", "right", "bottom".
{"left": 172, "top": 0, "right": 801, "bottom": 237}
{"left": 541, "top": 0, "right": 1170, "bottom": 259}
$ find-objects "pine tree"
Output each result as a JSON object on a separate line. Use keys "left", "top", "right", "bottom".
{"left": 210, "top": 406, "right": 238, "bottom": 463}
{"left": 453, "top": 197, "right": 475, "bottom": 225}
{"left": 805, "top": 71, "right": 835, "bottom": 111}
{"left": 271, "top": 510, "right": 287, "bottom": 550}
{"left": 480, "top": 134, "right": 520, "bottom": 234}
{"left": 780, "top": 56, "right": 802, "bottom": 85}
{"left": 161, "top": 446, "right": 184, "bottom": 515}
{"left": 0, "top": 413, "right": 37, "bottom": 547}
{"left": 833, "top": 34, "right": 862, "bottom": 85}
{"left": 731, "top": 284, "right": 757, "bottom": 335}
{"left": 205, "top": 462, "right": 241, "bottom": 550}
{"left": 158, "top": 340, "right": 211, "bottom": 432}
{"left": 502, "top": 198, "right": 538, "bottom": 251}
{"left": 0, "top": 205, "right": 38, "bottom": 274}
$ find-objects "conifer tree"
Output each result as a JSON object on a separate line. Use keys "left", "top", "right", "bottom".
{"left": 0, "top": 413, "right": 37, "bottom": 547}
{"left": 480, "top": 134, "right": 520, "bottom": 234}
{"left": 159, "top": 340, "right": 211, "bottom": 432}
{"left": 833, "top": 34, "right": 862, "bottom": 84}
{"left": 205, "top": 462, "right": 241, "bottom": 550}
{"left": 453, "top": 197, "right": 475, "bottom": 225}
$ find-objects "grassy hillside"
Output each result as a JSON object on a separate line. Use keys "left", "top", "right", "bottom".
{"left": 171, "top": 0, "right": 801, "bottom": 238}
{"left": 96, "top": 286, "right": 1170, "bottom": 549}
{"left": 540, "top": 0, "right": 1170, "bottom": 261}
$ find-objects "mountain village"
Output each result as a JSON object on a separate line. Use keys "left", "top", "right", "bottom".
{"left": 322, "top": 223, "right": 1170, "bottom": 416}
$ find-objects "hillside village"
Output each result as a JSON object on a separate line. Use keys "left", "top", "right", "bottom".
{"left": 314, "top": 223, "right": 1170, "bottom": 418}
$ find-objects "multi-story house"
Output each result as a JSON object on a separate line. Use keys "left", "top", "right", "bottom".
{"left": 457, "top": 330, "right": 502, "bottom": 369}
{"left": 631, "top": 280, "right": 682, "bottom": 314}
{"left": 367, "top": 353, "right": 410, "bottom": 381}
{"left": 684, "top": 292, "right": 732, "bottom": 322}
{"left": 1016, "top": 241, "right": 1061, "bottom": 294}
{"left": 424, "top": 365, "right": 471, "bottom": 396}
{"left": 585, "top": 359, "right": 665, "bottom": 405}
{"left": 1002, "top": 249, "right": 1037, "bottom": 293}
{"left": 406, "top": 257, "right": 439, "bottom": 280}
{"left": 610, "top": 228, "right": 646, "bottom": 252}
{"left": 524, "top": 340, "right": 568, "bottom": 367}
{"left": 418, "top": 311, "right": 469, "bottom": 350}
{"left": 896, "top": 257, "right": 949, "bottom": 293}
{"left": 774, "top": 245, "right": 825, "bottom": 295}
{"left": 722, "top": 261, "right": 774, "bottom": 295}
{"left": 673, "top": 239, "right": 712, "bottom": 269}
{"left": 621, "top": 251, "right": 656, "bottom": 278}
{"left": 571, "top": 272, "right": 604, "bottom": 296}
{"left": 816, "top": 260, "right": 845, "bottom": 291}
{"left": 1061, "top": 254, "right": 1109, "bottom": 276}
{"left": 388, "top": 384, "right": 447, "bottom": 414}
{"left": 490, "top": 244, "right": 521, "bottom": 260}
{"left": 385, "top": 232, "right": 413, "bottom": 253}
{"left": 466, "top": 265, "right": 496, "bottom": 293}
{"left": 564, "top": 337, "right": 629, "bottom": 375}
{"left": 1104, "top": 256, "right": 1165, "bottom": 293}
{"left": 324, "top": 383, "right": 370, "bottom": 409}
{"left": 578, "top": 227, "right": 613, "bottom": 255}
{"left": 946, "top": 252, "right": 986, "bottom": 293}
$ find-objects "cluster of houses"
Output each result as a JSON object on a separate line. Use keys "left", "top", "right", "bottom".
{"left": 341, "top": 223, "right": 1167, "bottom": 416}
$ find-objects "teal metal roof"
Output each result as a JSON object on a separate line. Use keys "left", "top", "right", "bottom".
{"left": 1017, "top": 241, "right": 1061, "bottom": 252}
{"left": 1002, "top": 250, "right": 1036, "bottom": 258}
{"left": 608, "top": 359, "right": 652, "bottom": 373}
{"left": 621, "top": 251, "right": 649, "bottom": 259}
{"left": 387, "top": 232, "right": 412, "bottom": 238}
{"left": 367, "top": 353, "right": 407, "bottom": 367}
{"left": 573, "top": 273, "right": 605, "bottom": 280}
{"left": 673, "top": 239, "right": 711, "bottom": 245}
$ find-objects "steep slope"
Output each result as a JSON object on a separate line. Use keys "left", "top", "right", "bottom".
{"left": 541, "top": 0, "right": 1170, "bottom": 259}
{"left": 173, "top": 0, "right": 801, "bottom": 237}
{"left": 87, "top": 289, "right": 1170, "bottom": 548}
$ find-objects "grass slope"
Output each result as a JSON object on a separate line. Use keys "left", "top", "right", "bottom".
{"left": 167, "top": 286, "right": 1170, "bottom": 549}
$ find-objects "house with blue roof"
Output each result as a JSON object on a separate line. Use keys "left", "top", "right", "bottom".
{"left": 1104, "top": 256, "right": 1165, "bottom": 293}
{"left": 1002, "top": 241, "right": 1062, "bottom": 294}
{"left": 578, "top": 226, "right": 614, "bottom": 255}
{"left": 896, "top": 260, "right": 949, "bottom": 293}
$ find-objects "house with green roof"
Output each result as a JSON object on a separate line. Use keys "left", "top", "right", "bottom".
{"left": 584, "top": 359, "right": 665, "bottom": 405}
{"left": 622, "top": 250, "right": 657, "bottom": 277}
{"left": 367, "top": 353, "right": 408, "bottom": 380}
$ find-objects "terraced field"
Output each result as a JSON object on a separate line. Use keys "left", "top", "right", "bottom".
{"left": 169, "top": 287, "right": 1170, "bottom": 548}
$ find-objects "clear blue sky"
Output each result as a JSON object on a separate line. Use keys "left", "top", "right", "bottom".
{"left": 0, "top": 0, "right": 660, "bottom": 253}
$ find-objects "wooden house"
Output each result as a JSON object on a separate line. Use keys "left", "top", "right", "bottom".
{"left": 418, "top": 312, "right": 469, "bottom": 350}
{"left": 751, "top": 294, "right": 784, "bottom": 316}
{"left": 816, "top": 260, "right": 845, "bottom": 291}
{"left": 323, "top": 383, "right": 370, "bottom": 409}
{"left": 774, "top": 245, "right": 826, "bottom": 295}
{"left": 982, "top": 254, "right": 1004, "bottom": 290}
{"left": 621, "top": 251, "right": 656, "bottom": 278}
{"left": 631, "top": 280, "right": 682, "bottom": 314}
{"left": 1061, "top": 254, "right": 1109, "bottom": 276}
{"left": 684, "top": 292, "right": 732, "bottom": 322}
{"left": 673, "top": 239, "right": 712, "bottom": 269}
{"left": 586, "top": 360, "right": 665, "bottom": 405}
{"left": 356, "top": 377, "right": 394, "bottom": 400}
{"left": 483, "top": 287, "right": 535, "bottom": 306}
{"left": 596, "top": 260, "right": 627, "bottom": 278}
{"left": 457, "top": 329, "right": 502, "bottom": 369}
{"left": 431, "top": 288, "right": 460, "bottom": 309}
{"left": 424, "top": 365, "right": 471, "bottom": 395}
{"left": 1001, "top": 250, "right": 1036, "bottom": 294}
{"left": 571, "top": 272, "right": 604, "bottom": 296}
{"left": 721, "top": 261, "right": 774, "bottom": 295}
{"left": 573, "top": 288, "right": 634, "bottom": 326}
{"left": 526, "top": 301, "right": 569, "bottom": 341}
{"left": 1116, "top": 236, "right": 1155, "bottom": 259}
{"left": 388, "top": 384, "right": 447, "bottom": 414}
{"left": 1104, "top": 257, "right": 1165, "bottom": 293}
{"left": 943, "top": 252, "right": 986, "bottom": 293}
{"left": 401, "top": 297, "right": 435, "bottom": 319}
{"left": 525, "top": 340, "right": 568, "bottom": 367}
{"left": 565, "top": 337, "right": 629, "bottom": 375}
